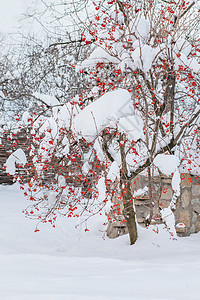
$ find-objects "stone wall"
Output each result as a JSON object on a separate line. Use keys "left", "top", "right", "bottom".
{"left": 0, "top": 130, "right": 30, "bottom": 184}
{"left": 107, "top": 173, "right": 200, "bottom": 238}
{"left": 176, "top": 174, "right": 200, "bottom": 236}
{"left": 0, "top": 146, "right": 14, "bottom": 184}
{"left": 1, "top": 130, "right": 200, "bottom": 237}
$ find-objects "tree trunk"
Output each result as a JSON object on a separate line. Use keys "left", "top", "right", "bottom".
{"left": 119, "top": 133, "right": 137, "bottom": 245}
{"left": 122, "top": 181, "right": 137, "bottom": 245}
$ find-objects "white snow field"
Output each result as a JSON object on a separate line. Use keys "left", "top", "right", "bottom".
{"left": 0, "top": 184, "right": 200, "bottom": 300}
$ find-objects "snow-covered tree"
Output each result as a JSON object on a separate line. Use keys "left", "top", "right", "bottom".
{"left": 73, "top": 0, "right": 200, "bottom": 243}
{"left": 6, "top": 0, "right": 200, "bottom": 245}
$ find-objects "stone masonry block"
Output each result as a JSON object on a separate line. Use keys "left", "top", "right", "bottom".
{"left": 177, "top": 211, "right": 191, "bottom": 228}
{"left": 192, "top": 184, "right": 200, "bottom": 197}
{"left": 191, "top": 198, "right": 200, "bottom": 205}
{"left": 161, "top": 185, "right": 173, "bottom": 200}
{"left": 181, "top": 189, "right": 191, "bottom": 208}
{"left": 181, "top": 173, "right": 192, "bottom": 188}
{"left": 193, "top": 203, "right": 200, "bottom": 214}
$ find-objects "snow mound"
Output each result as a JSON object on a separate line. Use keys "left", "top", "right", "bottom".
{"left": 107, "top": 161, "right": 120, "bottom": 182}
{"left": 78, "top": 46, "right": 120, "bottom": 69}
{"left": 73, "top": 89, "right": 134, "bottom": 142}
{"left": 118, "top": 115, "right": 144, "bottom": 141}
{"left": 5, "top": 149, "right": 27, "bottom": 175}
{"left": 154, "top": 154, "right": 180, "bottom": 176}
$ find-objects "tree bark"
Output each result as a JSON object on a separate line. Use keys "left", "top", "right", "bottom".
{"left": 122, "top": 181, "right": 137, "bottom": 245}
{"left": 119, "top": 133, "right": 137, "bottom": 245}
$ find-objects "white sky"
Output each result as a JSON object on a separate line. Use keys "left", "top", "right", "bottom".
{"left": 0, "top": 0, "right": 85, "bottom": 37}
{"left": 0, "top": 0, "right": 28, "bottom": 34}
{"left": 0, "top": 0, "right": 70, "bottom": 37}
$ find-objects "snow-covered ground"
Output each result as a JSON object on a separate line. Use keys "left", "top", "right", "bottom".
{"left": 0, "top": 184, "right": 200, "bottom": 300}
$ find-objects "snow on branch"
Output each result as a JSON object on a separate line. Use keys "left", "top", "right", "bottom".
{"left": 73, "top": 88, "right": 142, "bottom": 142}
